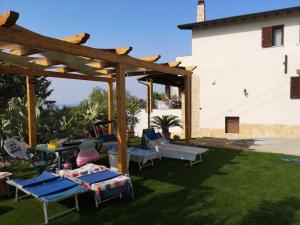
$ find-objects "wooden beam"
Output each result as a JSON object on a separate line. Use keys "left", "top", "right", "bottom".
{"left": 0, "top": 65, "right": 112, "bottom": 82}
{"left": 0, "top": 11, "right": 19, "bottom": 28}
{"left": 9, "top": 33, "right": 91, "bottom": 56}
{"left": 41, "top": 51, "right": 104, "bottom": 76}
{"left": 0, "top": 50, "right": 110, "bottom": 77}
{"left": 0, "top": 50, "right": 46, "bottom": 70}
{"left": 116, "top": 63, "right": 127, "bottom": 174}
{"left": 184, "top": 75, "right": 192, "bottom": 144}
{"left": 86, "top": 60, "right": 115, "bottom": 69}
{"left": 55, "top": 67, "right": 75, "bottom": 73}
{"left": 0, "top": 26, "right": 192, "bottom": 76}
{"left": 162, "top": 61, "right": 182, "bottom": 67}
{"left": 108, "top": 55, "right": 164, "bottom": 75}
{"left": 26, "top": 76, "right": 37, "bottom": 148}
{"left": 178, "top": 66, "right": 197, "bottom": 72}
{"left": 140, "top": 55, "right": 161, "bottom": 62}
{"left": 29, "top": 57, "right": 60, "bottom": 67}
{"left": 106, "top": 46, "right": 133, "bottom": 55}
{"left": 107, "top": 81, "right": 114, "bottom": 135}
{"left": 122, "top": 62, "right": 182, "bottom": 77}
{"left": 61, "top": 33, "right": 90, "bottom": 45}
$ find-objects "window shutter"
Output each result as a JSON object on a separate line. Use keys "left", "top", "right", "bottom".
{"left": 225, "top": 117, "right": 240, "bottom": 134}
{"left": 262, "top": 26, "right": 273, "bottom": 48}
{"left": 291, "top": 77, "right": 300, "bottom": 99}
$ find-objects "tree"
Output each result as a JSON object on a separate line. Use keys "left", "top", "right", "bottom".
{"left": 126, "top": 101, "right": 142, "bottom": 134}
{"left": 151, "top": 115, "right": 182, "bottom": 133}
{"left": 153, "top": 91, "right": 164, "bottom": 101}
{"left": 0, "top": 73, "right": 53, "bottom": 111}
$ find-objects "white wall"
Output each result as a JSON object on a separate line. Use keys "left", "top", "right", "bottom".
{"left": 134, "top": 109, "right": 183, "bottom": 137}
{"left": 178, "top": 14, "right": 300, "bottom": 132}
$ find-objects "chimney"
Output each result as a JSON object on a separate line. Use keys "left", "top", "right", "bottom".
{"left": 197, "top": 0, "right": 206, "bottom": 22}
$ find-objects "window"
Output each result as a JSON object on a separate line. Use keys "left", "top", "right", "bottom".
{"left": 291, "top": 77, "right": 300, "bottom": 99}
{"left": 262, "top": 25, "right": 284, "bottom": 48}
{"left": 225, "top": 117, "right": 240, "bottom": 134}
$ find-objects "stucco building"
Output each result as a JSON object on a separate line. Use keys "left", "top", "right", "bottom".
{"left": 177, "top": 1, "right": 300, "bottom": 138}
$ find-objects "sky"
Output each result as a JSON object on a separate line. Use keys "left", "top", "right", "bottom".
{"left": 2, "top": 0, "right": 300, "bottom": 105}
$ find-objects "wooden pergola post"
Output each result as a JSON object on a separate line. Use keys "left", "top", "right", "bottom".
{"left": 116, "top": 63, "right": 127, "bottom": 174}
{"left": 146, "top": 79, "right": 153, "bottom": 128}
{"left": 107, "top": 81, "right": 114, "bottom": 134}
{"left": 146, "top": 79, "right": 153, "bottom": 113}
{"left": 26, "top": 76, "right": 37, "bottom": 148}
{"left": 184, "top": 75, "right": 192, "bottom": 144}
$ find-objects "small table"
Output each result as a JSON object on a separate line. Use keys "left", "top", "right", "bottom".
{"left": 0, "top": 172, "right": 12, "bottom": 197}
{"left": 36, "top": 144, "right": 80, "bottom": 170}
{"left": 36, "top": 139, "right": 102, "bottom": 170}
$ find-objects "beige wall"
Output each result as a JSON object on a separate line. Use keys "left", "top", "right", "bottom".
{"left": 178, "top": 14, "right": 300, "bottom": 138}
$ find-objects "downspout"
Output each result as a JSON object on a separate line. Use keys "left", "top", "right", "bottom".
{"left": 138, "top": 79, "right": 151, "bottom": 128}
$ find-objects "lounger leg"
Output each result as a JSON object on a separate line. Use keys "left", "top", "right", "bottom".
{"left": 15, "top": 187, "right": 18, "bottom": 202}
{"left": 129, "top": 181, "right": 134, "bottom": 199}
{"left": 139, "top": 162, "right": 142, "bottom": 171}
{"left": 43, "top": 202, "right": 49, "bottom": 224}
{"left": 94, "top": 194, "right": 99, "bottom": 208}
{"left": 74, "top": 195, "right": 79, "bottom": 211}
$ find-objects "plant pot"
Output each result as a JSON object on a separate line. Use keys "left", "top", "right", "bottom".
{"left": 102, "top": 127, "right": 109, "bottom": 135}
{"left": 126, "top": 129, "right": 134, "bottom": 139}
{"left": 162, "top": 131, "right": 171, "bottom": 140}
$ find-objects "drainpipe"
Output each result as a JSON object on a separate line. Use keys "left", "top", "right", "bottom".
{"left": 138, "top": 79, "right": 151, "bottom": 128}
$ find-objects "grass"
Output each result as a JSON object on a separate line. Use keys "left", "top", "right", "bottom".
{"left": 2, "top": 140, "right": 300, "bottom": 225}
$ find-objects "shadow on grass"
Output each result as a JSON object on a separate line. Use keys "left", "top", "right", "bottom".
{"left": 51, "top": 185, "right": 218, "bottom": 225}
{"left": 130, "top": 148, "right": 242, "bottom": 189}
{"left": 2, "top": 148, "right": 243, "bottom": 225}
{"left": 0, "top": 206, "right": 13, "bottom": 216}
{"left": 240, "top": 197, "right": 300, "bottom": 225}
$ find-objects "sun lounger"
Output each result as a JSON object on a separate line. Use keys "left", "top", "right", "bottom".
{"left": 7, "top": 172, "right": 88, "bottom": 224}
{"left": 144, "top": 132, "right": 209, "bottom": 166}
{"left": 102, "top": 139, "right": 159, "bottom": 170}
{"left": 58, "top": 164, "right": 133, "bottom": 207}
{"left": 129, "top": 148, "right": 159, "bottom": 170}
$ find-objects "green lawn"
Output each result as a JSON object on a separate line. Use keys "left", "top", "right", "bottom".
{"left": 2, "top": 146, "right": 300, "bottom": 225}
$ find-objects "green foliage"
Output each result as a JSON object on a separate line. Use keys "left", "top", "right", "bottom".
{"left": 0, "top": 74, "right": 53, "bottom": 111}
{"left": 153, "top": 91, "right": 164, "bottom": 101}
{"left": 151, "top": 115, "right": 182, "bottom": 133}
{"left": 1, "top": 82, "right": 145, "bottom": 143}
{"left": 126, "top": 101, "right": 142, "bottom": 133}
{"left": 38, "top": 105, "right": 82, "bottom": 143}
{"left": 0, "top": 97, "right": 44, "bottom": 141}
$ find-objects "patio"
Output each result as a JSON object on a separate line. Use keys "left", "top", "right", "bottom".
{"left": 1, "top": 142, "right": 300, "bottom": 225}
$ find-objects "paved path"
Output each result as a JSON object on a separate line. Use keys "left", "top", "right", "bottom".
{"left": 192, "top": 137, "right": 300, "bottom": 156}
{"left": 248, "top": 138, "right": 300, "bottom": 156}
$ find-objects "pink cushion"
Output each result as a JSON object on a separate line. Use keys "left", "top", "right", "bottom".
{"left": 77, "top": 151, "right": 100, "bottom": 168}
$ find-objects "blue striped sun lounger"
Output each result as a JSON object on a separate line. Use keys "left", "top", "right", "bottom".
{"left": 7, "top": 172, "right": 88, "bottom": 224}
{"left": 75, "top": 169, "right": 134, "bottom": 207}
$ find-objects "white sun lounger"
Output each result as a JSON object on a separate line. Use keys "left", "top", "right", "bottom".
{"left": 144, "top": 133, "right": 209, "bottom": 166}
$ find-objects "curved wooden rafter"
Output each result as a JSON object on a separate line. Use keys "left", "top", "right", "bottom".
{"left": 0, "top": 64, "right": 112, "bottom": 82}
{"left": 8, "top": 32, "right": 91, "bottom": 56}
{"left": 0, "top": 11, "right": 19, "bottom": 28}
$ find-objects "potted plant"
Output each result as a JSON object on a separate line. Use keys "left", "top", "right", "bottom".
{"left": 151, "top": 115, "right": 182, "bottom": 139}
{"left": 126, "top": 101, "right": 142, "bottom": 138}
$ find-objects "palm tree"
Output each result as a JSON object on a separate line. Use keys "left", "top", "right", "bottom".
{"left": 126, "top": 101, "right": 142, "bottom": 136}
{"left": 151, "top": 115, "right": 182, "bottom": 136}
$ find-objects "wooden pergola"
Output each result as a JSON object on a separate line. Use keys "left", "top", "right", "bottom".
{"left": 0, "top": 11, "right": 194, "bottom": 174}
